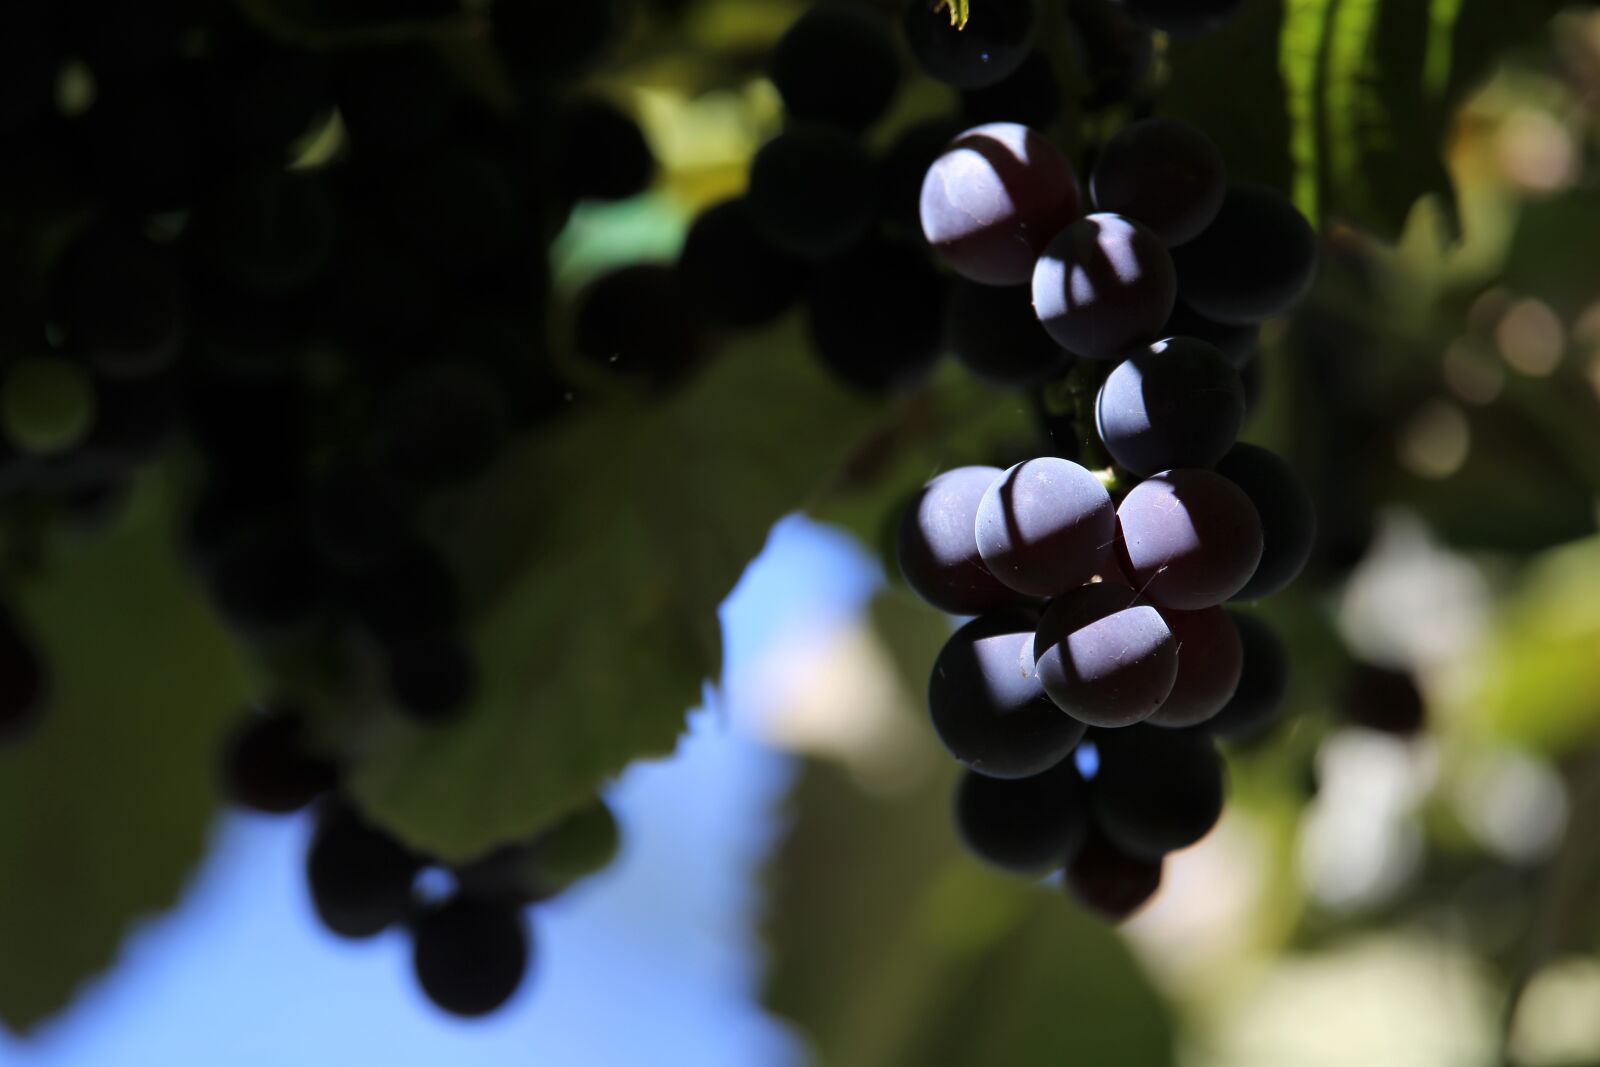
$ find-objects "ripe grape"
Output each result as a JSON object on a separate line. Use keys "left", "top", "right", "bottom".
{"left": 192, "top": 169, "right": 338, "bottom": 295}
{"left": 1342, "top": 663, "right": 1425, "bottom": 736}
{"left": 347, "top": 544, "right": 461, "bottom": 646}
{"left": 380, "top": 362, "right": 511, "bottom": 487}
{"left": 929, "top": 611, "right": 1086, "bottom": 779}
{"left": 896, "top": 466, "right": 1015, "bottom": 616}
{"left": 1064, "top": 826, "right": 1162, "bottom": 921}
{"left": 1094, "top": 337, "right": 1244, "bottom": 475}
{"left": 1145, "top": 607, "right": 1242, "bottom": 728}
{"left": 412, "top": 896, "right": 531, "bottom": 1017}
{"left": 307, "top": 464, "right": 414, "bottom": 570}
{"left": 807, "top": 235, "right": 946, "bottom": 390}
{"left": 1214, "top": 444, "right": 1316, "bottom": 600}
{"left": 944, "top": 281, "right": 1072, "bottom": 387}
{"left": 209, "top": 527, "right": 330, "bottom": 637}
{"left": 903, "top": 0, "right": 1039, "bottom": 89}
{"left": 1033, "top": 583, "right": 1178, "bottom": 727}
{"left": 1174, "top": 185, "right": 1318, "bottom": 324}
{"left": 678, "top": 199, "right": 808, "bottom": 328}
{"left": 771, "top": 5, "right": 901, "bottom": 133}
{"left": 1117, "top": 469, "right": 1263, "bottom": 610}
{"left": 573, "top": 265, "right": 704, "bottom": 389}
{"left": 492, "top": 0, "right": 618, "bottom": 83}
{"left": 1201, "top": 612, "right": 1288, "bottom": 740}
{"left": 1163, "top": 301, "right": 1258, "bottom": 368}
{"left": 307, "top": 802, "right": 421, "bottom": 939}
{"left": 219, "top": 708, "right": 339, "bottom": 814}
{"left": 747, "top": 126, "right": 877, "bottom": 260}
{"left": 557, "top": 97, "right": 656, "bottom": 202}
{"left": 56, "top": 225, "right": 187, "bottom": 379}
{"left": 385, "top": 634, "right": 476, "bottom": 723}
{"left": 1091, "top": 727, "right": 1225, "bottom": 858}
{"left": 974, "top": 457, "right": 1115, "bottom": 597}
{"left": 921, "top": 122, "right": 1081, "bottom": 286}
{"left": 953, "top": 760, "right": 1090, "bottom": 873}
{"left": 1032, "top": 213, "right": 1176, "bottom": 359}
{"left": 333, "top": 45, "right": 457, "bottom": 155}
{"left": 1090, "top": 117, "right": 1225, "bottom": 247}
{"left": 961, "top": 52, "right": 1060, "bottom": 129}
{"left": 880, "top": 117, "right": 966, "bottom": 234}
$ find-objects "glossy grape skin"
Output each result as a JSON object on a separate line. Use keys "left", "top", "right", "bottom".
{"left": 1200, "top": 612, "right": 1289, "bottom": 740}
{"left": 929, "top": 612, "right": 1085, "bottom": 779}
{"left": 747, "top": 126, "right": 877, "bottom": 260}
{"left": 1126, "top": 0, "right": 1245, "bottom": 36}
{"left": 903, "top": 0, "right": 1039, "bottom": 89}
{"left": 945, "top": 281, "right": 1073, "bottom": 387}
{"left": 1032, "top": 213, "right": 1176, "bottom": 359}
{"left": 219, "top": 708, "right": 339, "bottom": 814}
{"left": 678, "top": 199, "right": 808, "bottom": 328}
{"left": 1033, "top": 583, "right": 1178, "bottom": 727}
{"left": 1090, "top": 118, "right": 1225, "bottom": 246}
{"left": 953, "top": 760, "right": 1090, "bottom": 873}
{"left": 1145, "top": 607, "right": 1242, "bottom": 728}
{"left": 1091, "top": 727, "right": 1225, "bottom": 859}
{"left": 1065, "top": 826, "right": 1163, "bottom": 921}
{"left": 1095, "top": 337, "right": 1244, "bottom": 476}
{"left": 921, "top": 122, "right": 1081, "bottom": 286}
{"left": 1215, "top": 444, "right": 1316, "bottom": 600}
{"left": 412, "top": 896, "right": 531, "bottom": 1017}
{"left": 974, "top": 458, "right": 1115, "bottom": 597}
{"left": 1163, "top": 301, "right": 1258, "bottom": 368}
{"left": 807, "top": 236, "right": 946, "bottom": 390}
{"left": 896, "top": 466, "right": 1015, "bottom": 616}
{"left": 1174, "top": 185, "right": 1318, "bottom": 324}
{"left": 771, "top": 5, "right": 900, "bottom": 133}
{"left": 1117, "top": 469, "right": 1264, "bottom": 610}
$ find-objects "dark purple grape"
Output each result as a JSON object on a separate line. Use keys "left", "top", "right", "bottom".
{"left": 1342, "top": 663, "right": 1425, "bottom": 736}
{"left": 929, "top": 611, "right": 1085, "bottom": 779}
{"left": 880, "top": 117, "right": 967, "bottom": 234}
{"left": 307, "top": 802, "right": 420, "bottom": 939}
{"left": 1163, "top": 301, "right": 1258, "bottom": 368}
{"left": 953, "top": 760, "right": 1090, "bottom": 873}
{"left": 1117, "top": 469, "right": 1263, "bottom": 610}
{"left": 1200, "top": 612, "right": 1288, "bottom": 740}
{"left": 1034, "top": 583, "right": 1177, "bottom": 727}
{"left": 678, "top": 199, "right": 808, "bottom": 328}
{"left": 1090, "top": 117, "right": 1225, "bottom": 246}
{"left": 1146, "top": 607, "right": 1241, "bottom": 728}
{"left": 1065, "top": 826, "right": 1162, "bottom": 921}
{"left": 219, "top": 708, "right": 339, "bottom": 814}
{"left": 1094, "top": 337, "right": 1244, "bottom": 475}
{"left": 307, "top": 464, "right": 415, "bottom": 570}
{"left": 1214, "top": 444, "right": 1316, "bottom": 600}
{"left": 961, "top": 51, "right": 1060, "bottom": 129}
{"left": 191, "top": 169, "right": 338, "bottom": 296}
{"left": 380, "top": 362, "right": 511, "bottom": 487}
{"left": 1126, "top": 0, "right": 1245, "bottom": 36}
{"left": 974, "top": 457, "right": 1115, "bottom": 597}
{"left": 1174, "top": 185, "right": 1318, "bottom": 324}
{"left": 573, "top": 264, "right": 705, "bottom": 389}
{"left": 557, "top": 97, "right": 656, "bottom": 202}
{"left": 944, "top": 281, "right": 1072, "bottom": 387}
{"left": 209, "top": 527, "right": 331, "bottom": 637}
{"left": 346, "top": 544, "right": 460, "bottom": 646}
{"left": 896, "top": 466, "right": 1015, "bottom": 616}
{"left": 771, "top": 5, "right": 900, "bottom": 133}
{"left": 807, "top": 235, "right": 945, "bottom": 390}
{"left": 492, "top": 0, "right": 618, "bottom": 83}
{"left": 1091, "top": 727, "right": 1225, "bottom": 858}
{"left": 904, "top": 0, "right": 1039, "bottom": 89}
{"left": 1032, "top": 213, "right": 1175, "bottom": 359}
{"left": 1063, "top": 0, "right": 1155, "bottom": 109}
{"left": 412, "top": 896, "right": 531, "bottom": 1017}
{"left": 333, "top": 45, "right": 458, "bottom": 156}
{"left": 385, "top": 634, "right": 476, "bottom": 724}
{"left": 747, "top": 126, "right": 877, "bottom": 260}
{"left": 921, "top": 122, "right": 1081, "bottom": 286}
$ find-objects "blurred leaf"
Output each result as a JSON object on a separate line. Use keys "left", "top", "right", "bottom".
{"left": 1472, "top": 537, "right": 1600, "bottom": 754}
{"left": 1159, "top": 0, "right": 1293, "bottom": 195}
{"left": 765, "top": 758, "right": 1175, "bottom": 1067}
{"left": 1503, "top": 189, "right": 1600, "bottom": 318}
{"left": 349, "top": 323, "right": 883, "bottom": 861}
{"left": 0, "top": 480, "right": 249, "bottom": 1032}
{"left": 936, "top": 0, "right": 972, "bottom": 30}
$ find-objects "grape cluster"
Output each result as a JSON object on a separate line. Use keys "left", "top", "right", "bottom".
{"left": 901, "top": 103, "right": 1318, "bottom": 917}
{"left": 221, "top": 704, "right": 618, "bottom": 1017}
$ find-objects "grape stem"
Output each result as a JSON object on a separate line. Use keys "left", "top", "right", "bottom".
{"left": 1040, "top": 360, "right": 1126, "bottom": 496}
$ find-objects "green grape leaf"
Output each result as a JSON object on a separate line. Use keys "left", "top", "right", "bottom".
{"left": 0, "top": 479, "right": 250, "bottom": 1032}
{"left": 765, "top": 758, "right": 1176, "bottom": 1067}
{"left": 936, "top": 0, "right": 972, "bottom": 30}
{"left": 347, "top": 323, "right": 882, "bottom": 861}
